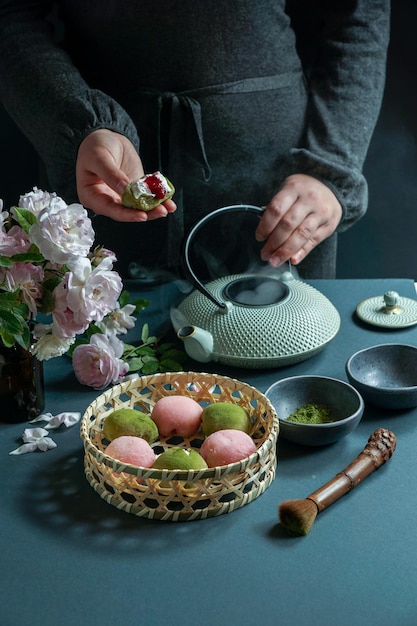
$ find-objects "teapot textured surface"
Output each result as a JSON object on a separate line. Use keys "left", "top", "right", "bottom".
{"left": 177, "top": 273, "right": 341, "bottom": 368}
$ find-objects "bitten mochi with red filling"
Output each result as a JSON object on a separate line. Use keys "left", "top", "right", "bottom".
{"left": 122, "top": 171, "right": 175, "bottom": 210}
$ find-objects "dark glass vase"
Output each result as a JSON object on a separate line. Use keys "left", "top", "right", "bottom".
{"left": 0, "top": 342, "right": 45, "bottom": 424}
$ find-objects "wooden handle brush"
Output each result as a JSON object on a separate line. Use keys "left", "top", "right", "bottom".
{"left": 278, "top": 428, "right": 397, "bottom": 535}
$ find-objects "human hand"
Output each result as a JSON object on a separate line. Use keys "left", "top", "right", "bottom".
{"left": 76, "top": 129, "right": 177, "bottom": 222}
{"left": 255, "top": 174, "right": 342, "bottom": 267}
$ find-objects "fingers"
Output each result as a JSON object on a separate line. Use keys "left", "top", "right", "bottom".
{"left": 256, "top": 174, "right": 342, "bottom": 268}
{"left": 76, "top": 129, "right": 177, "bottom": 222}
{"left": 78, "top": 181, "right": 177, "bottom": 222}
{"left": 263, "top": 213, "right": 325, "bottom": 267}
{"left": 86, "top": 156, "right": 131, "bottom": 198}
{"left": 255, "top": 182, "right": 299, "bottom": 243}
{"left": 79, "top": 185, "right": 176, "bottom": 222}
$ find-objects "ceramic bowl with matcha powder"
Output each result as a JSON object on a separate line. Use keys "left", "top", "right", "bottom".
{"left": 265, "top": 375, "right": 364, "bottom": 446}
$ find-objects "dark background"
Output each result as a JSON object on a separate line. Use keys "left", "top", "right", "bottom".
{"left": 1, "top": 1, "right": 416, "bottom": 279}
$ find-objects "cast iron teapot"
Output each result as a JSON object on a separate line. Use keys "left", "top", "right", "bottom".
{"left": 174, "top": 205, "right": 340, "bottom": 369}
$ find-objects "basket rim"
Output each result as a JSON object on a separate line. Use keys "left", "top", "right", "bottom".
{"left": 80, "top": 371, "right": 279, "bottom": 479}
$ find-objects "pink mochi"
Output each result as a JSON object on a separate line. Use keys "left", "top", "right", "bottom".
{"left": 151, "top": 395, "right": 203, "bottom": 437}
{"left": 200, "top": 429, "right": 257, "bottom": 467}
{"left": 105, "top": 436, "right": 156, "bottom": 467}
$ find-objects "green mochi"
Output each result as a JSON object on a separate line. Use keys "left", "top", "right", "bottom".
{"left": 103, "top": 408, "right": 158, "bottom": 443}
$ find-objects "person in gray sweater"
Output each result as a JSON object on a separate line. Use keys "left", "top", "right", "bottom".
{"left": 0, "top": 1, "right": 390, "bottom": 279}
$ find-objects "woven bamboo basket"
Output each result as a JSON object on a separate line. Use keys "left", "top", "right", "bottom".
{"left": 80, "top": 371, "right": 279, "bottom": 522}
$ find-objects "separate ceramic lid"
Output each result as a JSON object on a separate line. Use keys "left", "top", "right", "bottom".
{"left": 356, "top": 290, "right": 417, "bottom": 328}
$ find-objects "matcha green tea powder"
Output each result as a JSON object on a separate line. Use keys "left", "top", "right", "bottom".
{"left": 287, "top": 403, "right": 334, "bottom": 424}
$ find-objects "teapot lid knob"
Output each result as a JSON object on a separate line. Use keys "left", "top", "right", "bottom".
{"left": 383, "top": 290, "right": 399, "bottom": 307}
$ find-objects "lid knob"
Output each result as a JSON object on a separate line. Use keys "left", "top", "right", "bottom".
{"left": 381, "top": 290, "right": 403, "bottom": 315}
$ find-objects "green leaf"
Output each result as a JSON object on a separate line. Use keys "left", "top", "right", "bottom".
{"left": 125, "top": 357, "right": 145, "bottom": 372}
{"left": 0, "top": 329, "right": 16, "bottom": 347}
{"left": 0, "top": 309, "right": 27, "bottom": 335}
{"left": 12, "top": 206, "right": 38, "bottom": 232}
{"left": 0, "top": 295, "right": 30, "bottom": 336}
{"left": 86, "top": 324, "right": 101, "bottom": 338}
{"left": 159, "top": 359, "right": 185, "bottom": 372}
{"left": 0, "top": 306, "right": 31, "bottom": 349}
{"left": 42, "top": 276, "right": 62, "bottom": 292}
{"left": 38, "top": 288, "right": 55, "bottom": 315}
{"left": 141, "top": 323, "right": 149, "bottom": 343}
{"left": 67, "top": 337, "right": 89, "bottom": 358}
{"left": 131, "top": 297, "right": 150, "bottom": 313}
{"left": 10, "top": 251, "right": 44, "bottom": 263}
{"left": 118, "top": 290, "right": 130, "bottom": 308}
{"left": 131, "top": 345, "right": 156, "bottom": 357}
{"left": 141, "top": 361, "right": 159, "bottom": 375}
{"left": 0, "top": 256, "right": 14, "bottom": 268}
{"left": 158, "top": 342, "right": 177, "bottom": 352}
{"left": 0, "top": 291, "right": 22, "bottom": 308}
{"left": 122, "top": 343, "right": 136, "bottom": 355}
{"left": 159, "top": 348, "right": 187, "bottom": 362}
{"left": 143, "top": 335, "right": 159, "bottom": 346}
{"left": 141, "top": 355, "right": 159, "bottom": 365}
{"left": 14, "top": 302, "right": 30, "bottom": 320}
{"left": 15, "top": 324, "right": 31, "bottom": 349}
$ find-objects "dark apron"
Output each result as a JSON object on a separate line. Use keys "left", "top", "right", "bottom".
{"left": 92, "top": 69, "right": 336, "bottom": 280}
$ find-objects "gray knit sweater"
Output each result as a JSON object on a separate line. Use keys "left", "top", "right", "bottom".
{"left": 0, "top": 0, "right": 390, "bottom": 278}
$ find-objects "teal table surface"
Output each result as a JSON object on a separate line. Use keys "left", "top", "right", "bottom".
{"left": 1, "top": 278, "right": 417, "bottom": 626}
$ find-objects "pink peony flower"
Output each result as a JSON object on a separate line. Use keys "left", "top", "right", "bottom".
{"left": 89, "top": 246, "right": 117, "bottom": 268}
{"left": 2, "top": 262, "right": 44, "bottom": 314}
{"left": 72, "top": 334, "right": 129, "bottom": 390}
{"left": 0, "top": 215, "right": 31, "bottom": 256}
{"left": 51, "top": 273, "right": 90, "bottom": 339}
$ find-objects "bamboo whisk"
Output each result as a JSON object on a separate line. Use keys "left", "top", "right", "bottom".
{"left": 278, "top": 428, "right": 397, "bottom": 535}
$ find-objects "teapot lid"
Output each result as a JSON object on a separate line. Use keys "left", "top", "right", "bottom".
{"left": 356, "top": 290, "right": 417, "bottom": 328}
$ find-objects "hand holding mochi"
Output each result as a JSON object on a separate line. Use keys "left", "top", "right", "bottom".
{"left": 151, "top": 395, "right": 203, "bottom": 437}
{"left": 200, "top": 429, "right": 257, "bottom": 467}
{"left": 105, "top": 436, "right": 156, "bottom": 468}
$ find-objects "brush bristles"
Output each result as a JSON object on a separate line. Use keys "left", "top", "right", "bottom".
{"left": 279, "top": 498, "right": 318, "bottom": 535}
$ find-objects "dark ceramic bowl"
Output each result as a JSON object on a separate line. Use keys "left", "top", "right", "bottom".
{"left": 265, "top": 375, "right": 364, "bottom": 446}
{"left": 345, "top": 343, "right": 417, "bottom": 409}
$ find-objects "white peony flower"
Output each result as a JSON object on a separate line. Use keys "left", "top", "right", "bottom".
{"left": 29, "top": 202, "right": 94, "bottom": 265}
{"left": 66, "top": 257, "right": 123, "bottom": 325}
{"left": 31, "top": 331, "right": 75, "bottom": 360}
{"left": 19, "top": 187, "right": 67, "bottom": 216}
{"left": 96, "top": 303, "right": 136, "bottom": 335}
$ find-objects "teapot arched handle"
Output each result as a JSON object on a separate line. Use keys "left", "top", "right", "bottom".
{"left": 181, "top": 204, "right": 264, "bottom": 309}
